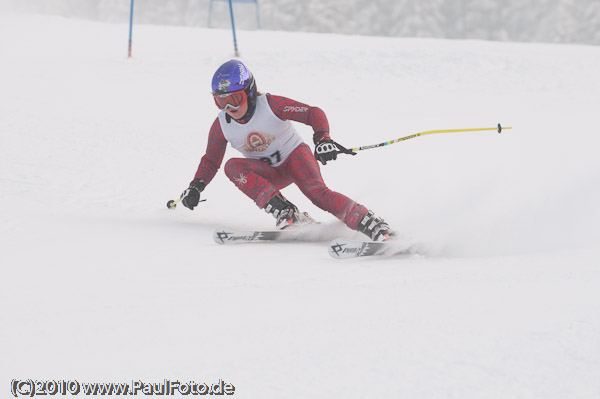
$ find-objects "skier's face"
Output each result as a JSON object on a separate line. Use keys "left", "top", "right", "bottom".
{"left": 225, "top": 99, "right": 248, "bottom": 119}
{"left": 213, "top": 89, "right": 249, "bottom": 119}
{"left": 214, "top": 89, "right": 246, "bottom": 109}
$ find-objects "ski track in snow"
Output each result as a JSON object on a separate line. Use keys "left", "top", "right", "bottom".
{"left": 1, "top": 13, "right": 600, "bottom": 398}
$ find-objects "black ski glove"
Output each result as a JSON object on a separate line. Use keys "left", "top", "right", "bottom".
{"left": 314, "top": 139, "right": 356, "bottom": 165}
{"left": 181, "top": 179, "right": 206, "bottom": 210}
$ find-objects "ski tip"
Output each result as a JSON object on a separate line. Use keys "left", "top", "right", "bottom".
{"left": 328, "top": 238, "right": 376, "bottom": 259}
{"left": 328, "top": 238, "right": 354, "bottom": 259}
{"left": 213, "top": 227, "right": 235, "bottom": 245}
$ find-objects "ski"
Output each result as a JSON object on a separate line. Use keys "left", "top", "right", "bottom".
{"left": 213, "top": 226, "right": 327, "bottom": 244}
{"left": 328, "top": 238, "right": 413, "bottom": 259}
{"left": 214, "top": 227, "right": 285, "bottom": 244}
{"left": 214, "top": 228, "right": 417, "bottom": 259}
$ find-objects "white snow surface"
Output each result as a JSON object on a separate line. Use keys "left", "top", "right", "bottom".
{"left": 1, "top": 14, "right": 600, "bottom": 398}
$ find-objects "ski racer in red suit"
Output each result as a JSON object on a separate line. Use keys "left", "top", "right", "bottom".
{"left": 180, "top": 60, "right": 394, "bottom": 241}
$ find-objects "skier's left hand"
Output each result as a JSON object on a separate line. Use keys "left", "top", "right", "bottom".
{"left": 314, "top": 139, "right": 356, "bottom": 165}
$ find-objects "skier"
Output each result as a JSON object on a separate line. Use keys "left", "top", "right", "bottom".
{"left": 180, "top": 59, "right": 394, "bottom": 242}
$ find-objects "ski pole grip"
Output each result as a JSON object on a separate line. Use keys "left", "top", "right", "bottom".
{"left": 336, "top": 142, "right": 357, "bottom": 156}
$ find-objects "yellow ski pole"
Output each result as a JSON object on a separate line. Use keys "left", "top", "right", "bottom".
{"left": 350, "top": 123, "right": 511, "bottom": 152}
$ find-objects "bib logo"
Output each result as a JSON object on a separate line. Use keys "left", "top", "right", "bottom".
{"left": 244, "top": 132, "right": 275, "bottom": 153}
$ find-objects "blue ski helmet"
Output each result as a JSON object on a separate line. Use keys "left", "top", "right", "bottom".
{"left": 211, "top": 59, "right": 255, "bottom": 95}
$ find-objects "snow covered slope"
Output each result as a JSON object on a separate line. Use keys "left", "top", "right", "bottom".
{"left": 1, "top": 14, "right": 599, "bottom": 398}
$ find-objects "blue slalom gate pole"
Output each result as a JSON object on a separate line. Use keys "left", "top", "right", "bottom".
{"left": 227, "top": 0, "right": 240, "bottom": 57}
{"left": 128, "top": 0, "right": 135, "bottom": 58}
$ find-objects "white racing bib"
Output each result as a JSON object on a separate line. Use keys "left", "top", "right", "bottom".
{"left": 218, "top": 94, "right": 304, "bottom": 167}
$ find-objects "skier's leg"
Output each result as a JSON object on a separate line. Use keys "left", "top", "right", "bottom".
{"left": 281, "top": 144, "right": 394, "bottom": 240}
{"left": 280, "top": 144, "right": 365, "bottom": 228}
{"left": 224, "top": 158, "right": 291, "bottom": 208}
{"left": 224, "top": 157, "right": 309, "bottom": 229}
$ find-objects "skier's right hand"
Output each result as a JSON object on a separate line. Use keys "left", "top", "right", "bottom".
{"left": 181, "top": 179, "right": 206, "bottom": 210}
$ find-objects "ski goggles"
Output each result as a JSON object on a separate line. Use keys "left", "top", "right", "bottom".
{"left": 213, "top": 90, "right": 248, "bottom": 111}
